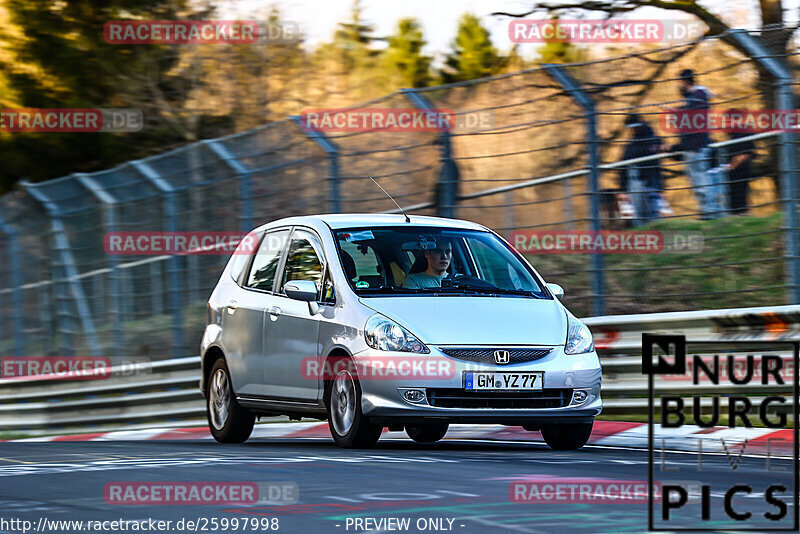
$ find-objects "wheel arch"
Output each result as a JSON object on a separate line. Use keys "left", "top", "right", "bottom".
{"left": 322, "top": 347, "right": 353, "bottom": 409}
{"left": 201, "top": 346, "right": 226, "bottom": 398}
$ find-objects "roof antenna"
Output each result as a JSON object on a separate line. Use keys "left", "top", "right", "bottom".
{"left": 369, "top": 175, "right": 410, "bottom": 223}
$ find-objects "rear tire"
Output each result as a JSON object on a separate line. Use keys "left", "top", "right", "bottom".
{"left": 541, "top": 422, "right": 593, "bottom": 450}
{"left": 326, "top": 366, "right": 382, "bottom": 449}
{"left": 405, "top": 422, "right": 449, "bottom": 443}
{"left": 206, "top": 359, "right": 255, "bottom": 443}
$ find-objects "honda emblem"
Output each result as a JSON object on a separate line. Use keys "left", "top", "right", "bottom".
{"left": 494, "top": 350, "right": 510, "bottom": 364}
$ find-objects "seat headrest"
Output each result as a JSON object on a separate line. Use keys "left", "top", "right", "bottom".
{"left": 341, "top": 250, "right": 357, "bottom": 281}
{"left": 408, "top": 250, "right": 428, "bottom": 274}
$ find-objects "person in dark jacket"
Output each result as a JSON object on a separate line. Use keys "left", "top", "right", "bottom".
{"left": 723, "top": 110, "right": 756, "bottom": 214}
{"left": 670, "top": 68, "right": 720, "bottom": 219}
{"left": 619, "top": 113, "right": 664, "bottom": 226}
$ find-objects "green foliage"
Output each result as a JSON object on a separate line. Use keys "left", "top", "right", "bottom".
{"left": 0, "top": 2, "right": 504, "bottom": 193}
{"left": 441, "top": 13, "right": 501, "bottom": 83}
{"left": 331, "top": 0, "right": 378, "bottom": 72}
{"left": 383, "top": 18, "right": 431, "bottom": 88}
{"left": 0, "top": 0, "right": 197, "bottom": 192}
{"left": 528, "top": 212, "right": 786, "bottom": 316}
{"left": 306, "top": 0, "right": 383, "bottom": 100}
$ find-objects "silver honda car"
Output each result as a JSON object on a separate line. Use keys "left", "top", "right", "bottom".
{"left": 200, "top": 214, "right": 602, "bottom": 449}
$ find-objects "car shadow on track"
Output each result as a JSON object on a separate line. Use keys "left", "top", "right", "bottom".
{"left": 178, "top": 437, "right": 610, "bottom": 454}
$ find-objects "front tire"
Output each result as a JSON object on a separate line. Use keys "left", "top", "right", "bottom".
{"left": 405, "top": 422, "right": 449, "bottom": 443}
{"left": 326, "top": 367, "right": 382, "bottom": 448}
{"left": 541, "top": 421, "right": 593, "bottom": 450}
{"left": 207, "top": 359, "right": 254, "bottom": 443}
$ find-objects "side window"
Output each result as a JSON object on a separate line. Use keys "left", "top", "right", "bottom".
{"left": 281, "top": 231, "right": 325, "bottom": 297}
{"left": 229, "top": 231, "right": 261, "bottom": 284}
{"left": 467, "top": 237, "right": 539, "bottom": 291}
{"left": 246, "top": 230, "right": 289, "bottom": 291}
{"left": 468, "top": 237, "right": 514, "bottom": 287}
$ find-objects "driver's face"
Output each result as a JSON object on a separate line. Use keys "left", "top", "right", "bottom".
{"left": 426, "top": 244, "right": 452, "bottom": 273}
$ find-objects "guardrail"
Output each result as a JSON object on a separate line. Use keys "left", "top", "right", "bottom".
{"left": 0, "top": 357, "right": 204, "bottom": 433}
{"left": 2, "top": 305, "right": 798, "bottom": 435}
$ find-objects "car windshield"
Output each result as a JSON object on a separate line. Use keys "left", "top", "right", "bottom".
{"left": 333, "top": 226, "right": 549, "bottom": 298}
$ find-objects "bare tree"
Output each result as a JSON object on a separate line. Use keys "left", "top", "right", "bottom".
{"left": 493, "top": 0, "right": 793, "bottom": 52}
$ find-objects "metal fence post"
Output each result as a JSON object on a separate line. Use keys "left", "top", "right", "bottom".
{"left": 73, "top": 173, "right": 124, "bottom": 354}
{"left": 401, "top": 89, "right": 457, "bottom": 218}
{"left": 289, "top": 116, "right": 341, "bottom": 214}
{"left": 204, "top": 140, "right": 257, "bottom": 232}
{"left": 0, "top": 214, "right": 25, "bottom": 356}
{"left": 727, "top": 30, "right": 800, "bottom": 304}
{"left": 38, "top": 284, "right": 54, "bottom": 355}
{"left": 21, "top": 181, "right": 102, "bottom": 356}
{"left": 130, "top": 161, "right": 185, "bottom": 358}
{"left": 544, "top": 64, "right": 605, "bottom": 316}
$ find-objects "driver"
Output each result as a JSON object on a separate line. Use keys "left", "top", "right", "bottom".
{"left": 402, "top": 238, "right": 452, "bottom": 289}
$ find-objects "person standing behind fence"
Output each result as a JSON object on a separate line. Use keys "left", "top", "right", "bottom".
{"left": 618, "top": 113, "right": 663, "bottom": 226}
{"left": 670, "top": 69, "right": 720, "bottom": 220}
{"left": 723, "top": 110, "right": 755, "bottom": 214}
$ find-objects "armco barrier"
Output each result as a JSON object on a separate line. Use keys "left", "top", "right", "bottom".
{"left": 1, "top": 304, "right": 798, "bottom": 435}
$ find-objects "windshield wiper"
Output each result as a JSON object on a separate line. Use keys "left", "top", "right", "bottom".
{"left": 358, "top": 286, "right": 544, "bottom": 298}
{"left": 484, "top": 288, "right": 543, "bottom": 297}
{"left": 357, "top": 286, "right": 421, "bottom": 294}
{"left": 430, "top": 285, "right": 543, "bottom": 298}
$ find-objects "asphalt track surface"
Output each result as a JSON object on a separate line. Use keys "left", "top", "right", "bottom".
{"left": 0, "top": 435, "right": 795, "bottom": 534}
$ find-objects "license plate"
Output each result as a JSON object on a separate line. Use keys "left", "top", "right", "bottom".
{"left": 464, "top": 371, "right": 543, "bottom": 391}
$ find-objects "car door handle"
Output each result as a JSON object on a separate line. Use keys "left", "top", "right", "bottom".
{"left": 268, "top": 306, "right": 282, "bottom": 320}
{"left": 226, "top": 300, "right": 238, "bottom": 314}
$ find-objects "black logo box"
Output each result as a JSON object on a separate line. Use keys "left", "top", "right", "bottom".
{"left": 642, "top": 334, "right": 800, "bottom": 532}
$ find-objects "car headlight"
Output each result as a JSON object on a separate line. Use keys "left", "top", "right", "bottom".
{"left": 364, "top": 315, "right": 429, "bottom": 354}
{"left": 565, "top": 318, "right": 594, "bottom": 355}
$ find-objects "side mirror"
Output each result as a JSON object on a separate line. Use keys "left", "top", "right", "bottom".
{"left": 547, "top": 283, "right": 564, "bottom": 300}
{"left": 285, "top": 280, "right": 318, "bottom": 302}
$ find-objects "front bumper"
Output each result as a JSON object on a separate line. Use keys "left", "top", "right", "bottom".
{"left": 353, "top": 345, "right": 602, "bottom": 425}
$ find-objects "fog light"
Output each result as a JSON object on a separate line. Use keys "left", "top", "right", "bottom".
{"left": 402, "top": 389, "right": 426, "bottom": 403}
{"left": 573, "top": 390, "right": 588, "bottom": 403}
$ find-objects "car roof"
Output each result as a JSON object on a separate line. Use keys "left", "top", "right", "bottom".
{"left": 256, "top": 214, "right": 489, "bottom": 232}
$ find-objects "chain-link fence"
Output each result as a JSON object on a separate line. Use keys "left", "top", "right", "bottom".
{"left": 2, "top": 27, "right": 799, "bottom": 359}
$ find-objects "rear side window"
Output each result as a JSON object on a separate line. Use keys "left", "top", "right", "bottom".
{"left": 246, "top": 230, "right": 289, "bottom": 291}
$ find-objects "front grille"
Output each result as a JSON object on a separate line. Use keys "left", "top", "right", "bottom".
{"left": 438, "top": 347, "right": 553, "bottom": 365}
{"left": 427, "top": 388, "right": 573, "bottom": 409}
